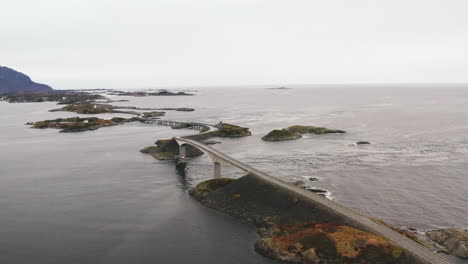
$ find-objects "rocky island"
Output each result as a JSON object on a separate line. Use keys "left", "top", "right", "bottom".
{"left": 215, "top": 122, "right": 252, "bottom": 137}
{"left": 140, "top": 138, "right": 203, "bottom": 160}
{"left": 262, "top": 129, "right": 302, "bottom": 141}
{"left": 140, "top": 122, "right": 251, "bottom": 161}
{"left": 110, "top": 90, "right": 194, "bottom": 96}
{"left": 49, "top": 102, "right": 167, "bottom": 116}
{"left": 263, "top": 125, "right": 346, "bottom": 141}
{"left": 30, "top": 116, "right": 144, "bottom": 132}
{"left": 189, "top": 175, "right": 424, "bottom": 264}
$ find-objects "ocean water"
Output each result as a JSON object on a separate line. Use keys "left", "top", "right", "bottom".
{"left": 0, "top": 86, "right": 467, "bottom": 263}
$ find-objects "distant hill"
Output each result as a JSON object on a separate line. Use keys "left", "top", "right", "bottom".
{"left": 0, "top": 66, "right": 53, "bottom": 93}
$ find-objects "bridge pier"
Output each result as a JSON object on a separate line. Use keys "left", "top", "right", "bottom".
{"left": 213, "top": 162, "right": 221, "bottom": 178}
{"left": 179, "top": 145, "right": 186, "bottom": 159}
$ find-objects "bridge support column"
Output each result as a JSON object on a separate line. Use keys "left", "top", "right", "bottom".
{"left": 213, "top": 162, "right": 221, "bottom": 178}
{"left": 179, "top": 145, "right": 186, "bottom": 159}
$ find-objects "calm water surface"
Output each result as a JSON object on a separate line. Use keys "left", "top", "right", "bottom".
{"left": 0, "top": 86, "right": 467, "bottom": 263}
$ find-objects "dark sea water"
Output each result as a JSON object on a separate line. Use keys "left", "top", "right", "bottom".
{"left": 0, "top": 86, "right": 467, "bottom": 264}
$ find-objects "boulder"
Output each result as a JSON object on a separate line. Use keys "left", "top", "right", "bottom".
{"left": 427, "top": 229, "right": 468, "bottom": 258}
{"left": 356, "top": 141, "right": 371, "bottom": 145}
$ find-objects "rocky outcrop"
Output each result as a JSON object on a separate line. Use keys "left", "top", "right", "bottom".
{"left": 262, "top": 129, "right": 302, "bottom": 141}
{"left": 255, "top": 221, "right": 411, "bottom": 264}
{"left": 357, "top": 141, "right": 371, "bottom": 145}
{"left": 427, "top": 229, "right": 468, "bottom": 258}
{"left": 262, "top": 125, "right": 346, "bottom": 142}
{"left": 204, "top": 140, "right": 221, "bottom": 145}
{"left": 111, "top": 90, "right": 194, "bottom": 96}
{"left": 215, "top": 122, "right": 251, "bottom": 137}
{"left": 286, "top": 125, "right": 346, "bottom": 134}
{"left": 189, "top": 178, "right": 235, "bottom": 199}
{"left": 0, "top": 66, "right": 53, "bottom": 93}
{"left": 50, "top": 103, "right": 113, "bottom": 114}
{"left": 140, "top": 138, "right": 203, "bottom": 160}
{"left": 31, "top": 116, "right": 143, "bottom": 132}
{"left": 189, "top": 175, "right": 423, "bottom": 264}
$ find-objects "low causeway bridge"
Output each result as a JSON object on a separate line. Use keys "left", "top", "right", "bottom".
{"left": 174, "top": 135, "right": 453, "bottom": 264}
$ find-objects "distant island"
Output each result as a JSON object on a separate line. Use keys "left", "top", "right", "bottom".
{"left": 0, "top": 66, "right": 53, "bottom": 93}
{"left": 109, "top": 90, "right": 194, "bottom": 96}
{"left": 262, "top": 125, "right": 346, "bottom": 141}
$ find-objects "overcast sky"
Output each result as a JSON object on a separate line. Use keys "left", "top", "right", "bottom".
{"left": 1, "top": 0, "right": 467, "bottom": 89}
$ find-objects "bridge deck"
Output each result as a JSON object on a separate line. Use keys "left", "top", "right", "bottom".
{"left": 175, "top": 136, "right": 453, "bottom": 264}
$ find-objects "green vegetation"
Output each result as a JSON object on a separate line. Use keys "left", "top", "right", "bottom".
{"left": 262, "top": 125, "right": 346, "bottom": 141}
{"left": 31, "top": 116, "right": 141, "bottom": 132}
{"left": 50, "top": 103, "right": 112, "bottom": 114}
{"left": 140, "top": 138, "right": 203, "bottom": 161}
{"left": 152, "top": 152, "right": 177, "bottom": 160}
{"left": 1, "top": 92, "right": 105, "bottom": 103}
{"left": 215, "top": 122, "right": 251, "bottom": 137}
{"left": 286, "top": 125, "right": 346, "bottom": 134}
{"left": 261, "top": 129, "right": 302, "bottom": 141}
{"left": 189, "top": 178, "right": 235, "bottom": 199}
{"left": 142, "top": 111, "right": 165, "bottom": 118}
{"left": 139, "top": 146, "right": 160, "bottom": 154}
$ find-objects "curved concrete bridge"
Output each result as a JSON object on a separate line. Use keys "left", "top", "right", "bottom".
{"left": 174, "top": 135, "right": 453, "bottom": 264}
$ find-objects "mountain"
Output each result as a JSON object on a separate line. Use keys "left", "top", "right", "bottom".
{"left": 0, "top": 66, "right": 53, "bottom": 93}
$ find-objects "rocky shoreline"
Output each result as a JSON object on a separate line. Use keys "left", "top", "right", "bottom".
{"left": 189, "top": 176, "right": 427, "bottom": 264}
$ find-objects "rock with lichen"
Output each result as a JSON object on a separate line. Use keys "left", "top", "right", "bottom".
{"left": 189, "top": 175, "right": 426, "bottom": 264}
{"left": 286, "top": 125, "right": 346, "bottom": 134}
{"left": 189, "top": 178, "right": 235, "bottom": 199}
{"left": 31, "top": 116, "right": 141, "bottom": 132}
{"left": 255, "top": 222, "right": 412, "bottom": 264}
{"left": 427, "top": 229, "right": 468, "bottom": 258}
{"left": 262, "top": 129, "right": 302, "bottom": 141}
{"left": 262, "top": 125, "right": 346, "bottom": 141}
{"left": 140, "top": 138, "right": 203, "bottom": 160}
{"left": 215, "top": 122, "right": 251, "bottom": 137}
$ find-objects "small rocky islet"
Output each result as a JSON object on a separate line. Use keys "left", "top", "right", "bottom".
{"left": 262, "top": 125, "right": 346, "bottom": 141}
{"left": 3, "top": 86, "right": 196, "bottom": 133}
{"left": 140, "top": 122, "right": 251, "bottom": 161}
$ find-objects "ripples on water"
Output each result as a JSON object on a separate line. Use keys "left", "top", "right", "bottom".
{"left": 1, "top": 86, "right": 467, "bottom": 263}
{"left": 161, "top": 86, "right": 468, "bottom": 230}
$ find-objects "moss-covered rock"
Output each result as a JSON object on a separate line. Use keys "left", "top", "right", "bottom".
{"left": 262, "top": 125, "right": 346, "bottom": 142}
{"left": 140, "top": 138, "right": 203, "bottom": 161}
{"left": 357, "top": 141, "right": 371, "bottom": 145}
{"left": 31, "top": 116, "right": 139, "bottom": 132}
{"left": 189, "top": 178, "right": 235, "bottom": 200}
{"left": 215, "top": 122, "right": 251, "bottom": 137}
{"left": 286, "top": 125, "right": 346, "bottom": 134}
{"left": 142, "top": 111, "right": 165, "bottom": 118}
{"left": 255, "top": 222, "right": 412, "bottom": 264}
{"left": 152, "top": 152, "right": 177, "bottom": 160}
{"left": 262, "top": 129, "right": 302, "bottom": 141}
{"left": 139, "top": 146, "right": 160, "bottom": 154}
{"left": 50, "top": 103, "right": 112, "bottom": 114}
